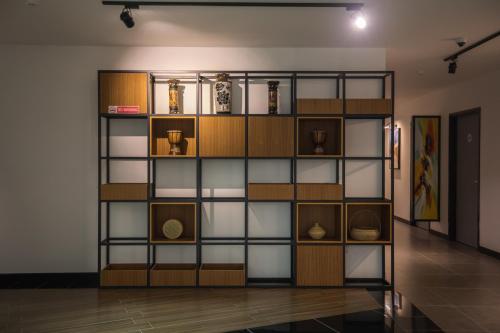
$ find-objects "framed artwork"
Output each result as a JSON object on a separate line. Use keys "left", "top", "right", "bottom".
{"left": 394, "top": 127, "right": 401, "bottom": 170}
{"left": 411, "top": 116, "right": 440, "bottom": 222}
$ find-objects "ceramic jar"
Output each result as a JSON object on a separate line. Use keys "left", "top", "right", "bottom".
{"left": 308, "top": 222, "right": 326, "bottom": 240}
{"left": 267, "top": 81, "right": 279, "bottom": 114}
{"left": 168, "top": 79, "right": 180, "bottom": 114}
{"left": 214, "top": 73, "right": 231, "bottom": 113}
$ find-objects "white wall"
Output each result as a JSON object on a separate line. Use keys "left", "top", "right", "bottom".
{"left": 394, "top": 69, "right": 500, "bottom": 252}
{"left": 0, "top": 45, "right": 385, "bottom": 273}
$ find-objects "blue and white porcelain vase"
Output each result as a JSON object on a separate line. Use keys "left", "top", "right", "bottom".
{"left": 214, "top": 73, "right": 231, "bottom": 114}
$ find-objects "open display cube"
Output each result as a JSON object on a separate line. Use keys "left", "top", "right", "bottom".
{"left": 345, "top": 203, "right": 392, "bottom": 244}
{"left": 150, "top": 203, "right": 196, "bottom": 244}
{"left": 296, "top": 203, "right": 342, "bottom": 243}
{"left": 150, "top": 116, "right": 196, "bottom": 157}
{"left": 297, "top": 117, "right": 343, "bottom": 157}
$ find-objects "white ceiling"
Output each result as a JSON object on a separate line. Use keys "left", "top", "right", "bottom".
{"left": 1, "top": 0, "right": 499, "bottom": 100}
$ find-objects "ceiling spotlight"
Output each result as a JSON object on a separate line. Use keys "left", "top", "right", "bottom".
{"left": 120, "top": 7, "right": 135, "bottom": 29}
{"left": 353, "top": 13, "right": 367, "bottom": 29}
{"left": 448, "top": 60, "right": 457, "bottom": 74}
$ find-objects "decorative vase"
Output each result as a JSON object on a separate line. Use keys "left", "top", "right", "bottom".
{"left": 214, "top": 73, "right": 231, "bottom": 113}
{"left": 267, "top": 81, "right": 280, "bottom": 114}
{"left": 312, "top": 129, "right": 327, "bottom": 154}
{"left": 308, "top": 222, "right": 326, "bottom": 240}
{"left": 162, "top": 219, "right": 184, "bottom": 240}
{"left": 168, "top": 79, "right": 180, "bottom": 114}
{"left": 348, "top": 208, "right": 382, "bottom": 241}
{"left": 167, "top": 130, "right": 183, "bottom": 155}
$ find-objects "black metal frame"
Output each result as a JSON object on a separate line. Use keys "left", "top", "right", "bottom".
{"left": 98, "top": 69, "right": 395, "bottom": 291}
{"left": 410, "top": 115, "right": 441, "bottom": 224}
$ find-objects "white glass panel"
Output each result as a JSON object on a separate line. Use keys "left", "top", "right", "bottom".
{"left": 155, "top": 159, "right": 196, "bottom": 197}
{"left": 248, "top": 245, "right": 291, "bottom": 278}
{"left": 248, "top": 159, "right": 290, "bottom": 183}
{"left": 109, "top": 160, "right": 147, "bottom": 183}
{"left": 296, "top": 159, "right": 337, "bottom": 183}
{"left": 202, "top": 159, "right": 245, "bottom": 197}
{"left": 108, "top": 119, "right": 148, "bottom": 157}
{"left": 345, "top": 245, "right": 382, "bottom": 278}
{"left": 345, "top": 79, "right": 382, "bottom": 99}
{"left": 155, "top": 81, "right": 197, "bottom": 114}
{"left": 345, "top": 160, "right": 382, "bottom": 197}
{"left": 248, "top": 79, "right": 291, "bottom": 114}
{"left": 248, "top": 202, "right": 291, "bottom": 238}
{"left": 345, "top": 119, "right": 383, "bottom": 157}
{"left": 297, "top": 79, "right": 337, "bottom": 99}
{"left": 155, "top": 245, "right": 196, "bottom": 264}
{"left": 202, "top": 245, "right": 245, "bottom": 263}
{"left": 109, "top": 246, "right": 147, "bottom": 264}
{"left": 202, "top": 202, "right": 245, "bottom": 238}
{"left": 110, "top": 203, "right": 147, "bottom": 238}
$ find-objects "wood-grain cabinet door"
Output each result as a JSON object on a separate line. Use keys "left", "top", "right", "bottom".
{"left": 248, "top": 116, "right": 294, "bottom": 157}
{"left": 296, "top": 245, "right": 343, "bottom": 286}
{"left": 199, "top": 116, "right": 245, "bottom": 157}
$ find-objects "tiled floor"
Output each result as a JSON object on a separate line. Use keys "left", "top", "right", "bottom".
{"left": 395, "top": 222, "right": 500, "bottom": 332}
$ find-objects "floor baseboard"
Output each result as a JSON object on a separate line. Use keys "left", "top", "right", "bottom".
{"left": 429, "top": 229, "right": 449, "bottom": 240}
{"left": 0, "top": 272, "right": 98, "bottom": 289}
{"left": 479, "top": 246, "right": 500, "bottom": 260}
{"left": 394, "top": 216, "right": 411, "bottom": 224}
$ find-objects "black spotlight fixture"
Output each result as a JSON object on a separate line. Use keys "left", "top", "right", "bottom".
{"left": 448, "top": 59, "right": 457, "bottom": 74}
{"left": 120, "top": 7, "right": 134, "bottom": 28}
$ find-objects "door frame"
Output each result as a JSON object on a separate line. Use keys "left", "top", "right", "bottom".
{"left": 448, "top": 107, "right": 481, "bottom": 246}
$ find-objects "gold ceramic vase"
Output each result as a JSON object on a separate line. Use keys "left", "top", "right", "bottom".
{"left": 312, "top": 129, "right": 327, "bottom": 154}
{"left": 168, "top": 79, "right": 180, "bottom": 114}
{"left": 167, "top": 130, "right": 183, "bottom": 155}
{"left": 308, "top": 222, "right": 326, "bottom": 240}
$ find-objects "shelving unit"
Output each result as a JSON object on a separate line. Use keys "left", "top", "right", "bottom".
{"left": 98, "top": 70, "right": 395, "bottom": 290}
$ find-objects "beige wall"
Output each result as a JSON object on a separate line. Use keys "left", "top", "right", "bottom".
{"left": 0, "top": 45, "right": 385, "bottom": 273}
{"left": 394, "top": 69, "right": 500, "bottom": 252}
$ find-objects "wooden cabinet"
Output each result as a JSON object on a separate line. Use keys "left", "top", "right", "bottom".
{"left": 296, "top": 203, "right": 342, "bottom": 243}
{"left": 297, "top": 98, "right": 342, "bottom": 115}
{"left": 199, "top": 116, "right": 245, "bottom": 157}
{"left": 100, "top": 183, "right": 148, "bottom": 201}
{"left": 150, "top": 116, "right": 196, "bottom": 157}
{"left": 99, "top": 72, "right": 148, "bottom": 114}
{"left": 150, "top": 264, "right": 197, "bottom": 287}
{"left": 346, "top": 99, "right": 392, "bottom": 115}
{"left": 248, "top": 183, "right": 294, "bottom": 201}
{"left": 296, "top": 246, "right": 343, "bottom": 286}
{"left": 199, "top": 264, "right": 245, "bottom": 287}
{"left": 345, "top": 202, "right": 392, "bottom": 244}
{"left": 297, "top": 117, "right": 343, "bottom": 157}
{"left": 100, "top": 264, "right": 148, "bottom": 287}
{"left": 150, "top": 203, "right": 196, "bottom": 244}
{"left": 296, "top": 184, "right": 342, "bottom": 201}
{"left": 248, "top": 116, "right": 294, "bottom": 157}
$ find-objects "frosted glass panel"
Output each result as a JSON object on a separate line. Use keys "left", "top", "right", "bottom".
{"left": 248, "top": 79, "right": 291, "bottom": 114}
{"left": 109, "top": 246, "right": 147, "bottom": 264}
{"left": 108, "top": 160, "right": 147, "bottom": 183}
{"left": 156, "top": 245, "right": 196, "bottom": 263}
{"left": 345, "top": 119, "right": 383, "bottom": 157}
{"left": 345, "top": 79, "right": 382, "bottom": 99}
{"left": 202, "top": 202, "right": 245, "bottom": 238}
{"left": 155, "top": 81, "right": 197, "bottom": 114}
{"left": 201, "top": 79, "right": 245, "bottom": 114}
{"left": 106, "top": 119, "right": 148, "bottom": 157}
{"left": 297, "top": 79, "right": 337, "bottom": 98}
{"left": 202, "top": 245, "right": 245, "bottom": 263}
{"left": 248, "top": 203, "right": 291, "bottom": 238}
{"left": 248, "top": 159, "right": 291, "bottom": 183}
{"left": 110, "top": 203, "right": 147, "bottom": 238}
{"left": 346, "top": 245, "right": 382, "bottom": 278}
{"left": 155, "top": 159, "right": 196, "bottom": 197}
{"left": 345, "top": 160, "right": 382, "bottom": 197}
{"left": 297, "top": 159, "right": 337, "bottom": 183}
{"left": 248, "top": 245, "right": 291, "bottom": 278}
{"left": 202, "top": 159, "right": 245, "bottom": 197}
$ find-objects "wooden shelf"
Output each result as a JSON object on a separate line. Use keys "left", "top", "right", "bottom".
{"left": 199, "top": 116, "right": 245, "bottom": 157}
{"left": 297, "top": 117, "right": 343, "bottom": 157}
{"left": 248, "top": 116, "right": 294, "bottom": 157}
{"left": 296, "top": 203, "right": 342, "bottom": 243}
{"left": 296, "top": 246, "right": 343, "bottom": 287}
{"left": 100, "top": 183, "right": 148, "bottom": 201}
{"left": 296, "top": 183, "right": 342, "bottom": 201}
{"left": 100, "top": 264, "right": 147, "bottom": 287}
{"left": 150, "top": 264, "right": 197, "bottom": 287}
{"left": 150, "top": 116, "right": 196, "bottom": 157}
{"left": 199, "top": 263, "right": 245, "bottom": 287}
{"left": 346, "top": 99, "right": 392, "bottom": 115}
{"left": 297, "top": 98, "right": 342, "bottom": 115}
{"left": 248, "top": 183, "right": 294, "bottom": 201}
{"left": 150, "top": 203, "right": 196, "bottom": 244}
{"left": 99, "top": 72, "right": 148, "bottom": 114}
{"left": 345, "top": 202, "right": 392, "bottom": 244}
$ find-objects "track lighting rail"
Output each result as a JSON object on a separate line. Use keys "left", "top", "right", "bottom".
{"left": 443, "top": 30, "right": 500, "bottom": 62}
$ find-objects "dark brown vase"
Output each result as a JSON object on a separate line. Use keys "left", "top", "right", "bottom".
{"left": 312, "top": 129, "right": 327, "bottom": 154}
{"left": 267, "top": 81, "right": 279, "bottom": 114}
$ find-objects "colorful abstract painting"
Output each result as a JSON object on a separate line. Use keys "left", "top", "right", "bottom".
{"left": 412, "top": 116, "right": 440, "bottom": 221}
{"left": 394, "top": 127, "right": 400, "bottom": 170}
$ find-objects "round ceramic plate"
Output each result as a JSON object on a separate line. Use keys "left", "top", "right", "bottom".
{"left": 162, "top": 219, "right": 183, "bottom": 240}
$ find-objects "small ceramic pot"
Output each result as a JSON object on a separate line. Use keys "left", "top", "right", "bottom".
{"left": 308, "top": 222, "right": 326, "bottom": 240}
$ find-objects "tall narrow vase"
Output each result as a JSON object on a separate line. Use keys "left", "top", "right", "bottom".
{"left": 312, "top": 129, "right": 327, "bottom": 155}
{"left": 168, "top": 79, "right": 180, "bottom": 114}
{"left": 267, "top": 81, "right": 279, "bottom": 114}
{"left": 214, "top": 73, "right": 231, "bottom": 114}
